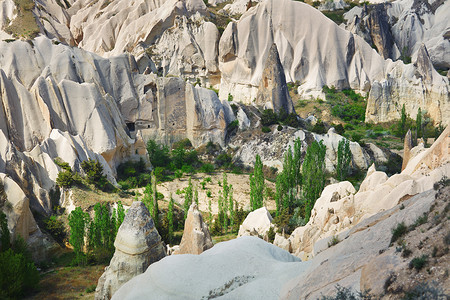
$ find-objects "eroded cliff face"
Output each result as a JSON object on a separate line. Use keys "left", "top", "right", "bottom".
{"left": 0, "top": 36, "right": 231, "bottom": 253}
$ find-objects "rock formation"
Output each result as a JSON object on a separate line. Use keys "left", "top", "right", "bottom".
{"left": 112, "top": 183, "right": 446, "bottom": 299}
{"left": 218, "top": 0, "right": 449, "bottom": 124}
{"left": 174, "top": 203, "right": 213, "bottom": 255}
{"left": 401, "top": 129, "right": 413, "bottom": 171}
{"left": 238, "top": 207, "right": 273, "bottom": 238}
{"left": 287, "top": 126, "right": 449, "bottom": 258}
{"left": 95, "top": 201, "right": 166, "bottom": 300}
{"left": 344, "top": 0, "right": 450, "bottom": 70}
{"left": 255, "top": 43, "right": 294, "bottom": 114}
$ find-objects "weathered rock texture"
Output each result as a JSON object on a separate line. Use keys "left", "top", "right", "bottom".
{"left": 111, "top": 183, "right": 446, "bottom": 299}
{"left": 95, "top": 201, "right": 166, "bottom": 300}
{"left": 344, "top": 0, "right": 450, "bottom": 70}
{"left": 287, "top": 126, "right": 449, "bottom": 258}
{"left": 174, "top": 203, "right": 213, "bottom": 255}
{"left": 218, "top": 0, "right": 449, "bottom": 124}
{"left": 255, "top": 44, "right": 294, "bottom": 114}
{"left": 238, "top": 207, "right": 273, "bottom": 238}
{"left": 401, "top": 129, "right": 413, "bottom": 171}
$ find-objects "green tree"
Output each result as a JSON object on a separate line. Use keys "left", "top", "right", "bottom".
{"left": 250, "top": 154, "right": 265, "bottom": 210}
{"left": 68, "top": 207, "right": 89, "bottom": 265}
{"left": 147, "top": 140, "right": 170, "bottom": 168}
{"left": 336, "top": 139, "right": 352, "bottom": 181}
{"left": 302, "top": 140, "right": 326, "bottom": 223}
{"left": 275, "top": 138, "right": 302, "bottom": 215}
{"left": 167, "top": 194, "right": 174, "bottom": 244}
{"left": 56, "top": 170, "right": 74, "bottom": 188}
{"left": 151, "top": 171, "right": 159, "bottom": 228}
{"left": 416, "top": 107, "right": 422, "bottom": 139}
{"left": 116, "top": 201, "right": 125, "bottom": 231}
{"left": 142, "top": 183, "right": 154, "bottom": 220}
{"left": 399, "top": 104, "right": 407, "bottom": 138}
{"left": 0, "top": 211, "right": 10, "bottom": 252}
{"left": 81, "top": 159, "right": 108, "bottom": 190}
{"left": 183, "top": 177, "right": 194, "bottom": 219}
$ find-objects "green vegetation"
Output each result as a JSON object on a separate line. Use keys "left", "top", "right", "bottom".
{"left": 328, "top": 235, "right": 340, "bottom": 247}
{"left": 68, "top": 202, "right": 125, "bottom": 265}
{"left": 390, "top": 222, "right": 408, "bottom": 244}
{"left": 323, "top": 86, "right": 366, "bottom": 123}
{"left": 320, "top": 284, "right": 373, "bottom": 300}
{"left": 0, "top": 211, "right": 40, "bottom": 299}
{"left": 168, "top": 194, "right": 174, "bottom": 244}
{"left": 336, "top": 139, "right": 351, "bottom": 181}
{"left": 261, "top": 108, "right": 302, "bottom": 128}
{"left": 302, "top": 140, "right": 326, "bottom": 222}
{"left": 117, "top": 158, "right": 150, "bottom": 189}
{"left": 5, "top": 0, "right": 40, "bottom": 39}
{"left": 250, "top": 155, "right": 265, "bottom": 211}
{"left": 409, "top": 255, "right": 428, "bottom": 271}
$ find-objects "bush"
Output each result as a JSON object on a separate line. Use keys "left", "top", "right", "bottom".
{"left": 81, "top": 159, "right": 110, "bottom": 190}
{"left": 147, "top": 139, "right": 171, "bottom": 168}
{"left": 215, "top": 152, "right": 232, "bottom": 168}
{"left": 391, "top": 222, "right": 408, "bottom": 244}
{"left": 261, "top": 109, "right": 278, "bottom": 126}
{"left": 227, "top": 120, "right": 239, "bottom": 133}
{"left": 44, "top": 216, "right": 66, "bottom": 243}
{"left": 311, "top": 120, "right": 326, "bottom": 134}
{"left": 56, "top": 170, "right": 74, "bottom": 188}
{"left": 328, "top": 235, "right": 340, "bottom": 247}
{"left": 409, "top": 255, "right": 428, "bottom": 271}
{"left": 201, "top": 163, "right": 215, "bottom": 174}
{"left": 320, "top": 284, "right": 373, "bottom": 300}
{"left": 403, "top": 281, "right": 447, "bottom": 299}
{"left": 262, "top": 126, "right": 271, "bottom": 133}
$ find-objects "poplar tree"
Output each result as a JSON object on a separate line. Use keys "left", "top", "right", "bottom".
{"left": 250, "top": 154, "right": 264, "bottom": 210}
{"left": 336, "top": 139, "right": 352, "bottom": 181}
{"left": 167, "top": 193, "right": 174, "bottom": 244}
{"left": 68, "top": 207, "right": 89, "bottom": 265}
{"left": 302, "top": 140, "right": 326, "bottom": 222}
{"left": 151, "top": 171, "right": 159, "bottom": 228}
{"left": 416, "top": 107, "right": 422, "bottom": 139}
{"left": 183, "top": 177, "right": 193, "bottom": 219}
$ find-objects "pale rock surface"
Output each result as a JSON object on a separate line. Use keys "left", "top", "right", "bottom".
{"left": 174, "top": 203, "right": 213, "bottom": 255}
{"left": 0, "top": 173, "right": 59, "bottom": 262}
{"left": 273, "top": 232, "right": 291, "bottom": 252}
{"left": 236, "top": 107, "right": 251, "bottom": 130}
{"left": 95, "top": 201, "right": 166, "bottom": 300}
{"left": 112, "top": 187, "right": 438, "bottom": 299}
{"left": 112, "top": 236, "right": 303, "bottom": 300}
{"left": 222, "top": 0, "right": 262, "bottom": 15}
{"left": 218, "top": 0, "right": 449, "bottom": 124}
{"left": 238, "top": 207, "right": 273, "bottom": 238}
{"left": 401, "top": 129, "right": 413, "bottom": 171}
{"left": 287, "top": 127, "right": 449, "bottom": 257}
{"left": 344, "top": 0, "right": 450, "bottom": 69}
{"left": 255, "top": 43, "right": 294, "bottom": 114}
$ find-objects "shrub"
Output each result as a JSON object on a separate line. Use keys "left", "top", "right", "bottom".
{"left": 277, "top": 124, "right": 283, "bottom": 131}
{"left": 215, "top": 152, "right": 232, "bottom": 168}
{"left": 227, "top": 120, "right": 239, "bottom": 133}
{"left": 227, "top": 93, "right": 233, "bottom": 102}
{"left": 56, "top": 170, "right": 74, "bottom": 188}
{"left": 44, "top": 216, "right": 66, "bottom": 243}
{"left": 267, "top": 226, "right": 275, "bottom": 243}
{"left": 320, "top": 284, "right": 373, "bottom": 300}
{"left": 403, "top": 281, "right": 447, "bottom": 299}
{"left": 147, "top": 139, "right": 171, "bottom": 168}
{"left": 200, "top": 163, "right": 215, "bottom": 174}
{"left": 261, "top": 109, "right": 278, "bottom": 126}
{"left": 328, "top": 235, "right": 340, "bottom": 247}
{"left": 391, "top": 222, "right": 408, "bottom": 244}
{"left": 311, "top": 120, "right": 326, "bottom": 134}
{"left": 85, "top": 284, "right": 96, "bottom": 293}
{"left": 81, "top": 159, "right": 110, "bottom": 190}
{"left": 334, "top": 124, "right": 345, "bottom": 135}
{"left": 409, "top": 255, "right": 428, "bottom": 271}
{"left": 262, "top": 126, "right": 271, "bottom": 133}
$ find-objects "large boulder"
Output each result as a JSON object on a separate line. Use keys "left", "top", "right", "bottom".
{"left": 238, "top": 207, "right": 273, "bottom": 238}
{"left": 95, "top": 201, "right": 166, "bottom": 300}
{"left": 174, "top": 203, "right": 213, "bottom": 255}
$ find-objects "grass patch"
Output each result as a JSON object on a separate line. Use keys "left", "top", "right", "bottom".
{"left": 328, "top": 235, "right": 340, "bottom": 247}
{"left": 5, "top": 0, "right": 40, "bottom": 39}
{"left": 390, "top": 222, "right": 408, "bottom": 244}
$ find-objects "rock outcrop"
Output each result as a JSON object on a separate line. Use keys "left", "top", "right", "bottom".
{"left": 344, "top": 0, "right": 450, "bottom": 70}
{"left": 174, "top": 203, "right": 213, "bottom": 255}
{"left": 95, "top": 201, "right": 166, "bottom": 300}
{"left": 255, "top": 43, "right": 294, "bottom": 114}
{"left": 218, "top": 0, "right": 449, "bottom": 124}
{"left": 287, "top": 126, "right": 449, "bottom": 258}
{"left": 112, "top": 183, "right": 446, "bottom": 299}
{"left": 401, "top": 129, "right": 413, "bottom": 171}
{"left": 238, "top": 207, "right": 273, "bottom": 238}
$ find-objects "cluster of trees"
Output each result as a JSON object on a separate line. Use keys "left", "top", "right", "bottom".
{"left": 396, "top": 104, "right": 446, "bottom": 142}
{"left": 56, "top": 158, "right": 111, "bottom": 191}
{"left": 250, "top": 137, "right": 351, "bottom": 233}
{"left": 0, "top": 211, "right": 39, "bottom": 299}
{"left": 68, "top": 202, "right": 125, "bottom": 265}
